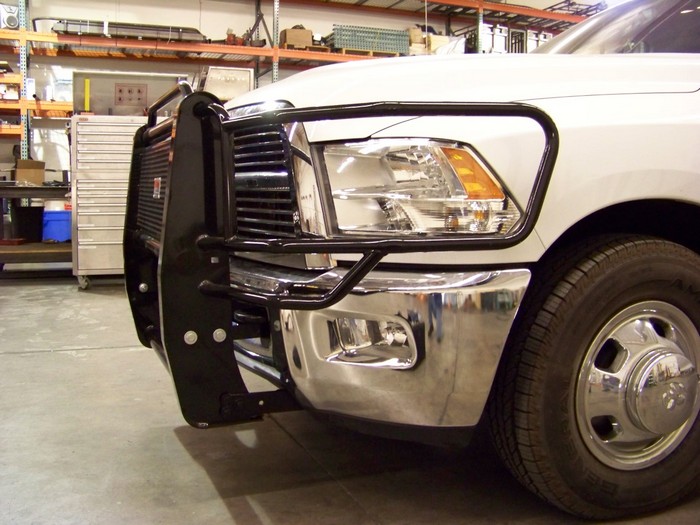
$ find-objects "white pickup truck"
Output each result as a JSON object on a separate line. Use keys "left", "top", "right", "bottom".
{"left": 124, "top": 0, "right": 700, "bottom": 518}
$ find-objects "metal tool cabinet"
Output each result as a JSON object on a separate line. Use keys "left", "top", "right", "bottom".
{"left": 71, "top": 115, "right": 145, "bottom": 289}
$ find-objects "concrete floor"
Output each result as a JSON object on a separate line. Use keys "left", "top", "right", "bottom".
{"left": 1, "top": 276, "right": 699, "bottom": 525}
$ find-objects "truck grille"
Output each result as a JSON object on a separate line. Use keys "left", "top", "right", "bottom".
{"left": 233, "top": 124, "right": 298, "bottom": 239}
{"left": 136, "top": 137, "right": 170, "bottom": 241}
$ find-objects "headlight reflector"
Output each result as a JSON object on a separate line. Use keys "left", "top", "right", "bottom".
{"left": 227, "top": 100, "right": 292, "bottom": 118}
{"left": 322, "top": 139, "right": 520, "bottom": 235}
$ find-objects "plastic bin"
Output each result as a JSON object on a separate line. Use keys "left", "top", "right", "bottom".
{"left": 42, "top": 210, "right": 71, "bottom": 242}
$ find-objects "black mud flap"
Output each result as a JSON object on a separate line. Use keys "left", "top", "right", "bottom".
{"left": 124, "top": 83, "right": 298, "bottom": 428}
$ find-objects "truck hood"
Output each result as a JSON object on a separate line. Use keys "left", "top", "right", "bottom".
{"left": 230, "top": 53, "right": 700, "bottom": 110}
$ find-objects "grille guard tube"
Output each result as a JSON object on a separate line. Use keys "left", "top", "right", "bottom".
{"left": 223, "top": 100, "right": 559, "bottom": 251}
{"left": 199, "top": 248, "right": 386, "bottom": 310}
{"left": 199, "top": 100, "right": 558, "bottom": 310}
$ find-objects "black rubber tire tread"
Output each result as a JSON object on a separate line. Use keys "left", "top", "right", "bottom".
{"left": 487, "top": 236, "right": 700, "bottom": 519}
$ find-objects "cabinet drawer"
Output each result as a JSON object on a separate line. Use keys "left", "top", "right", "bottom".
{"left": 76, "top": 155, "right": 133, "bottom": 166}
{"left": 76, "top": 123, "right": 143, "bottom": 134}
{"left": 77, "top": 213, "right": 125, "bottom": 228}
{"left": 77, "top": 197, "right": 127, "bottom": 206}
{"left": 77, "top": 228, "right": 124, "bottom": 243}
{"left": 77, "top": 190, "right": 128, "bottom": 198}
{"left": 77, "top": 243, "right": 124, "bottom": 271}
{"left": 76, "top": 153, "right": 133, "bottom": 163}
{"left": 77, "top": 181, "right": 128, "bottom": 191}
{"left": 74, "top": 173, "right": 129, "bottom": 182}
{"left": 74, "top": 140, "right": 134, "bottom": 150}
{"left": 78, "top": 205, "right": 127, "bottom": 214}
{"left": 74, "top": 160, "right": 132, "bottom": 170}
{"left": 77, "top": 195, "right": 128, "bottom": 204}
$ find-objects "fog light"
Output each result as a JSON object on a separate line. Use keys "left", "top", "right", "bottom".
{"left": 336, "top": 318, "right": 373, "bottom": 351}
{"left": 328, "top": 317, "right": 417, "bottom": 369}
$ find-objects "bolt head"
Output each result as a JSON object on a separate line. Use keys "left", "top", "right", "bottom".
{"left": 184, "top": 331, "right": 198, "bottom": 345}
{"left": 213, "top": 328, "right": 227, "bottom": 343}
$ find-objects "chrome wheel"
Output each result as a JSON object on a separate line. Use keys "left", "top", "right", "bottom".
{"left": 576, "top": 301, "right": 700, "bottom": 470}
{"left": 490, "top": 237, "right": 700, "bottom": 518}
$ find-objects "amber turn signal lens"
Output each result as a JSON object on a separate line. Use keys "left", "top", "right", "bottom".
{"left": 441, "top": 147, "right": 505, "bottom": 200}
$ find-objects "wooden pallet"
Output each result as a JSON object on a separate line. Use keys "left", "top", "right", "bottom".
{"left": 335, "top": 48, "right": 400, "bottom": 57}
{"left": 281, "top": 43, "right": 331, "bottom": 53}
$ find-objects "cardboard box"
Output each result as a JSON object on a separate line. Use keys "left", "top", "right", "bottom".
{"left": 280, "top": 28, "right": 313, "bottom": 48}
{"left": 427, "top": 34, "right": 451, "bottom": 52}
{"left": 14, "top": 159, "right": 45, "bottom": 186}
{"left": 408, "top": 27, "right": 424, "bottom": 45}
{"left": 409, "top": 44, "right": 428, "bottom": 56}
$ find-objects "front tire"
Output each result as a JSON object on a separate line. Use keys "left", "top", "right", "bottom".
{"left": 489, "top": 236, "right": 700, "bottom": 519}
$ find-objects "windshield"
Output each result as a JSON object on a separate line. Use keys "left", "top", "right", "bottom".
{"left": 534, "top": 0, "right": 700, "bottom": 54}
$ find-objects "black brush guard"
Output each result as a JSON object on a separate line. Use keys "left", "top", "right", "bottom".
{"left": 124, "top": 82, "right": 558, "bottom": 428}
{"left": 124, "top": 83, "right": 300, "bottom": 428}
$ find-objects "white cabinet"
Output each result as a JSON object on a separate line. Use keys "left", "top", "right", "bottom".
{"left": 71, "top": 115, "right": 145, "bottom": 288}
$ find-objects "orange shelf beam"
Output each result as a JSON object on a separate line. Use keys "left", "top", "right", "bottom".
{"left": 0, "top": 73, "right": 23, "bottom": 85}
{"left": 280, "top": 0, "right": 586, "bottom": 24}
{"left": 0, "top": 30, "right": 371, "bottom": 65}
{"left": 0, "top": 99, "right": 73, "bottom": 113}
{"left": 0, "top": 123, "right": 22, "bottom": 137}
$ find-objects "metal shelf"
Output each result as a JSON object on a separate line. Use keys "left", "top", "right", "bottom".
{"left": 283, "top": 0, "right": 592, "bottom": 32}
{"left": 0, "top": 2, "right": 596, "bottom": 145}
{"left": 0, "top": 1, "right": 595, "bottom": 70}
{"left": 0, "top": 185, "right": 72, "bottom": 267}
{"left": 0, "top": 28, "right": 375, "bottom": 69}
{"left": 0, "top": 242, "right": 71, "bottom": 265}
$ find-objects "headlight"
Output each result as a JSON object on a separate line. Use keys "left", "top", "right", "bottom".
{"left": 320, "top": 139, "right": 521, "bottom": 235}
{"left": 227, "top": 100, "right": 292, "bottom": 118}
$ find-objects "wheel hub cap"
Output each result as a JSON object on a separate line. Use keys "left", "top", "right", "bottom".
{"left": 577, "top": 301, "right": 700, "bottom": 470}
{"left": 628, "top": 349, "right": 697, "bottom": 435}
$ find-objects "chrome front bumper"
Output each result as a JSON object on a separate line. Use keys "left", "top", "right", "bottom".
{"left": 233, "top": 262, "right": 530, "bottom": 428}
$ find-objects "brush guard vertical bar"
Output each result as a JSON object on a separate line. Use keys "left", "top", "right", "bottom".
{"left": 124, "top": 85, "right": 299, "bottom": 428}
